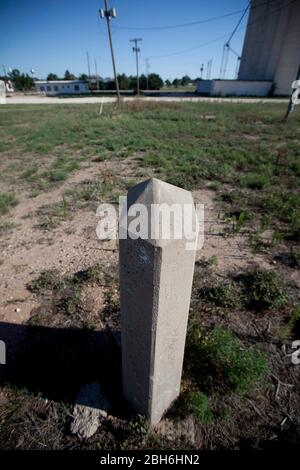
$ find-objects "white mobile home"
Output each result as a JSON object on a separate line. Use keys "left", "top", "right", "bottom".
{"left": 35, "top": 80, "right": 89, "bottom": 96}
{"left": 197, "top": 80, "right": 273, "bottom": 97}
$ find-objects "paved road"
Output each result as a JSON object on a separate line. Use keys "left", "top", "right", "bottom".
{"left": 4, "top": 95, "right": 289, "bottom": 105}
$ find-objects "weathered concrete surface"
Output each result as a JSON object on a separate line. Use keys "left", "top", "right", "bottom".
{"left": 238, "top": 0, "right": 300, "bottom": 95}
{"left": 119, "top": 178, "right": 198, "bottom": 425}
{"left": 70, "top": 382, "right": 110, "bottom": 439}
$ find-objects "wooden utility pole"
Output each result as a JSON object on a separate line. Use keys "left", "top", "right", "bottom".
{"left": 130, "top": 38, "right": 142, "bottom": 95}
{"left": 94, "top": 59, "right": 99, "bottom": 91}
{"left": 86, "top": 51, "right": 91, "bottom": 85}
{"left": 100, "top": 1, "right": 121, "bottom": 104}
{"left": 145, "top": 58, "right": 150, "bottom": 91}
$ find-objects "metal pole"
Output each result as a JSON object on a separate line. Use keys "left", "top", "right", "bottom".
{"left": 104, "top": 0, "right": 121, "bottom": 104}
{"left": 136, "top": 46, "right": 139, "bottom": 95}
{"left": 86, "top": 51, "right": 91, "bottom": 84}
{"left": 94, "top": 59, "right": 99, "bottom": 90}
{"left": 130, "top": 39, "right": 142, "bottom": 96}
{"left": 145, "top": 58, "right": 150, "bottom": 91}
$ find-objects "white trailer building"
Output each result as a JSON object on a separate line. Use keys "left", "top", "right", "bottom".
{"left": 35, "top": 80, "right": 89, "bottom": 96}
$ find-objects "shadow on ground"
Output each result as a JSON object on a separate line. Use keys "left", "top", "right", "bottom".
{"left": 0, "top": 322, "right": 129, "bottom": 416}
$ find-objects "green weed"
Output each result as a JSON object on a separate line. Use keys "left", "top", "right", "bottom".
{"left": 242, "top": 268, "right": 286, "bottom": 311}
{"left": 188, "top": 391, "right": 214, "bottom": 423}
{"left": 198, "top": 282, "right": 241, "bottom": 309}
{"left": 186, "top": 323, "right": 268, "bottom": 396}
{"left": 0, "top": 192, "right": 18, "bottom": 215}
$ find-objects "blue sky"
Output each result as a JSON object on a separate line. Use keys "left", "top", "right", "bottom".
{"left": 0, "top": 0, "right": 250, "bottom": 80}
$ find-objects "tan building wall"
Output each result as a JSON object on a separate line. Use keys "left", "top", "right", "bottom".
{"left": 238, "top": 0, "right": 300, "bottom": 95}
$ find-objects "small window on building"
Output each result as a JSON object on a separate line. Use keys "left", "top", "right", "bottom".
{"left": 46, "top": 86, "right": 51, "bottom": 91}
{"left": 54, "top": 86, "right": 59, "bottom": 91}
{"left": 67, "top": 85, "right": 70, "bottom": 89}
{"left": 74, "top": 85, "right": 79, "bottom": 91}
{"left": 40, "top": 86, "right": 45, "bottom": 91}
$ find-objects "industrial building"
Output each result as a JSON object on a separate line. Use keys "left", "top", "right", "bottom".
{"left": 198, "top": 0, "right": 300, "bottom": 97}
{"left": 35, "top": 80, "right": 89, "bottom": 96}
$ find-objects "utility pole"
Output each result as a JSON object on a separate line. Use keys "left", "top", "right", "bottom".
{"left": 86, "top": 51, "right": 91, "bottom": 84}
{"left": 94, "top": 58, "right": 99, "bottom": 90}
{"left": 200, "top": 64, "right": 204, "bottom": 79}
{"left": 145, "top": 58, "right": 150, "bottom": 91}
{"left": 130, "top": 38, "right": 142, "bottom": 95}
{"left": 206, "top": 59, "right": 213, "bottom": 80}
{"left": 99, "top": 0, "right": 121, "bottom": 104}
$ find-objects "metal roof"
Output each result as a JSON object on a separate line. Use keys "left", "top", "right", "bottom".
{"left": 35, "top": 80, "right": 88, "bottom": 84}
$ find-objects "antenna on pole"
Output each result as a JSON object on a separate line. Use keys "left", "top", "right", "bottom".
{"left": 130, "top": 38, "right": 143, "bottom": 96}
{"left": 99, "top": 0, "right": 121, "bottom": 104}
{"left": 200, "top": 64, "right": 204, "bottom": 79}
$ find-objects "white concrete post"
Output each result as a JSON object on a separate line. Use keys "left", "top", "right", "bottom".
{"left": 119, "top": 178, "right": 198, "bottom": 425}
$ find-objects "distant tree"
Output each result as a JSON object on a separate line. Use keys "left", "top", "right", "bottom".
{"left": 47, "top": 73, "right": 58, "bottom": 81}
{"left": 64, "top": 70, "right": 76, "bottom": 80}
{"left": 172, "top": 78, "right": 181, "bottom": 87}
{"left": 165, "top": 79, "right": 171, "bottom": 87}
{"left": 98, "top": 79, "right": 106, "bottom": 90}
{"left": 147, "top": 73, "right": 163, "bottom": 90}
{"left": 79, "top": 73, "right": 88, "bottom": 80}
{"left": 139, "top": 74, "right": 148, "bottom": 90}
{"left": 181, "top": 75, "right": 191, "bottom": 86}
{"left": 118, "top": 73, "right": 130, "bottom": 90}
{"left": 128, "top": 75, "right": 137, "bottom": 91}
{"left": 8, "top": 69, "right": 34, "bottom": 91}
{"left": 105, "top": 80, "right": 116, "bottom": 90}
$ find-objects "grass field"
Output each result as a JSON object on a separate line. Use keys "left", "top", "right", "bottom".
{"left": 0, "top": 101, "right": 300, "bottom": 449}
{"left": 1, "top": 101, "right": 299, "bottom": 242}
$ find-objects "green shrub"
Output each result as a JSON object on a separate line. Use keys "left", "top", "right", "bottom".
{"left": 206, "top": 327, "right": 268, "bottom": 395}
{"left": 240, "top": 174, "right": 269, "bottom": 190}
{"left": 291, "top": 249, "right": 300, "bottom": 268}
{"left": 186, "top": 323, "right": 268, "bottom": 396}
{"left": 278, "top": 305, "right": 300, "bottom": 340}
{"left": 188, "top": 391, "right": 213, "bottom": 422}
{"left": 28, "top": 270, "right": 67, "bottom": 293}
{"left": 243, "top": 269, "right": 286, "bottom": 311}
{"left": 199, "top": 283, "right": 240, "bottom": 308}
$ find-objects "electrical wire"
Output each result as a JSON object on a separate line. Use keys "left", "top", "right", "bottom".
{"left": 148, "top": 0, "right": 296, "bottom": 60}
{"left": 112, "top": 9, "right": 246, "bottom": 31}
{"left": 111, "top": 0, "right": 277, "bottom": 32}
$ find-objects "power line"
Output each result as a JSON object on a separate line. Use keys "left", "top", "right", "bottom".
{"left": 111, "top": 8, "right": 245, "bottom": 31}
{"left": 148, "top": 32, "right": 231, "bottom": 59}
{"left": 149, "top": 0, "right": 296, "bottom": 61}
{"left": 111, "top": 0, "right": 277, "bottom": 31}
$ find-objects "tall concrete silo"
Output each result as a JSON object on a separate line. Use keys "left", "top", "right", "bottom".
{"left": 238, "top": 0, "right": 300, "bottom": 95}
